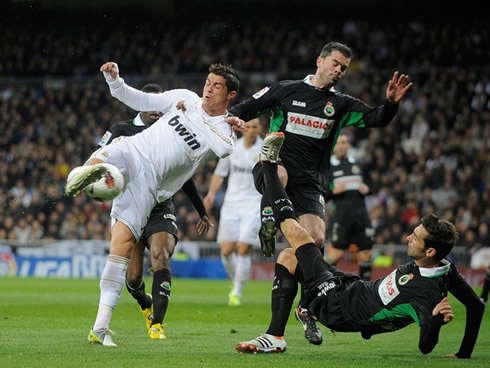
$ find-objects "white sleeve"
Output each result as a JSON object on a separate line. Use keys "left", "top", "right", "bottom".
{"left": 214, "top": 156, "right": 231, "bottom": 177}
{"left": 192, "top": 117, "right": 236, "bottom": 158}
{"left": 103, "top": 66, "right": 175, "bottom": 113}
{"left": 183, "top": 105, "right": 236, "bottom": 158}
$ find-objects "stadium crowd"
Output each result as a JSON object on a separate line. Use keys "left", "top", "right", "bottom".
{"left": 0, "top": 7, "right": 488, "bottom": 263}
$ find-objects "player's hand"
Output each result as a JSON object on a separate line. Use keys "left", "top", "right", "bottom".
{"left": 432, "top": 297, "right": 454, "bottom": 323}
{"left": 386, "top": 71, "right": 413, "bottom": 103}
{"left": 100, "top": 62, "right": 119, "bottom": 79}
{"left": 225, "top": 116, "right": 247, "bottom": 132}
{"left": 332, "top": 181, "right": 346, "bottom": 194}
{"left": 176, "top": 100, "right": 186, "bottom": 112}
{"left": 196, "top": 215, "right": 214, "bottom": 235}
{"left": 359, "top": 183, "right": 369, "bottom": 195}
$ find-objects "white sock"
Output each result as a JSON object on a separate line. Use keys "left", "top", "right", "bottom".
{"left": 233, "top": 254, "right": 251, "bottom": 297}
{"left": 93, "top": 255, "right": 129, "bottom": 331}
{"left": 221, "top": 253, "right": 236, "bottom": 280}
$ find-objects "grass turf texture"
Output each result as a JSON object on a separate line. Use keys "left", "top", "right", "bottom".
{"left": 0, "top": 278, "right": 488, "bottom": 368}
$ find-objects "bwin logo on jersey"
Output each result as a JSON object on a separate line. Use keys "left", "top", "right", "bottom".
{"left": 167, "top": 115, "right": 201, "bottom": 150}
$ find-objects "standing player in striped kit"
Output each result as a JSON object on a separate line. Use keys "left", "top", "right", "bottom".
{"left": 204, "top": 118, "right": 263, "bottom": 306}
{"left": 324, "top": 133, "right": 374, "bottom": 281}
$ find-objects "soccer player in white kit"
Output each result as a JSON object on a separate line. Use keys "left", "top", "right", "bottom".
{"left": 65, "top": 61, "right": 245, "bottom": 347}
{"left": 204, "top": 118, "right": 263, "bottom": 306}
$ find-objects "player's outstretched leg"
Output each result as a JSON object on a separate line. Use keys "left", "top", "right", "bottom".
{"left": 65, "top": 163, "right": 112, "bottom": 197}
{"left": 258, "top": 133, "right": 285, "bottom": 257}
{"left": 235, "top": 334, "right": 287, "bottom": 354}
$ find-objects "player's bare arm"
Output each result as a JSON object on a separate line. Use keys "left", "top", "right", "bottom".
{"left": 196, "top": 215, "right": 214, "bottom": 235}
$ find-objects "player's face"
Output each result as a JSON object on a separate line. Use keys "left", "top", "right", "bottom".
{"left": 406, "top": 224, "right": 430, "bottom": 260}
{"left": 333, "top": 135, "right": 350, "bottom": 158}
{"left": 316, "top": 50, "right": 350, "bottom": 87}
{"left": 202, "top": 73, "right": 236, "bottom": 115}
{"left": 140, "top": 110, "right": 163, "bottom": 126}
{"left": 243, "top": 119, "right": 262, "bottom": 143}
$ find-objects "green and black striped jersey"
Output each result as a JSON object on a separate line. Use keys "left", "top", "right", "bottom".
{"left": 335, "top": 260, "right": 483, "bottom": 356}
{"left": 229, "top": 77, "right": 398, "bottom": 191}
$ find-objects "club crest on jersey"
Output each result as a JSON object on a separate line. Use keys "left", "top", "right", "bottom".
{"left": 398, "top": 273, "right": 414, "bottom": 286}
{"left": 253, "top": 87, "right": 270, "bottom": 99}
{"left": 324, "top": 102, "right": 335, "bottom": 117}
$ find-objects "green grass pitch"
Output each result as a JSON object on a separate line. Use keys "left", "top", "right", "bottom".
{"left": 0, "top": 277, "right": 488, "bottom": 367}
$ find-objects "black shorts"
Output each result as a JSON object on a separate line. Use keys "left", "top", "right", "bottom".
{"left": 330, "top": 212, "right": 374, "bottom": 250}
{"left": 252, "top": 162, "right": 326, "bottom": 220}
{"left": 140, "top": 199, "right": 178, "bottom": 248}
{"left": 296, "top": 243, "right": 359, "bottom": 330}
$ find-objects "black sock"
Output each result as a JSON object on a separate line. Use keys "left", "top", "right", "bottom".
{"left": 260, "top": 191, "right": 274, "bottom": 225}
{"left": 481, "top": 267, "right": 490, "bottom": 302}
{"left": 266, "top": 264, "right": 298, "bottom": 337}
{"left": 262, "top": 161, "right": 296, "bottom": 225}
{"left": 152, "top": 268, "right": 172, "bottom": 325}
{"left": 359, "top": 262, "right": 372, "bottom": 281}
{"left": 126, "top": 279, "right": 152, "bottom": 310}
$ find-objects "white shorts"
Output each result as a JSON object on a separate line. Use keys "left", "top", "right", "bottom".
{"left": 470, "top": 248, "right": 490, "bottom": 269}
{"left": 217, "top": 203, "right": 261, "bottom": 246}
{"left": 89, "top": 137, "right": 157, "bottom": 240}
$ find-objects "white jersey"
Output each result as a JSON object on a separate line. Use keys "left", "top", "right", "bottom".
{"left": 94, "top": 71, "right": 236, "bottom": 239}
{"left": 105, "top": 73, "right": 236, "bottom": 202}
{"left": 214, "top": 137, "right": 262, "bottom": 208}
{"left": 215, "top": 137, "right": 262, "bottom": 246}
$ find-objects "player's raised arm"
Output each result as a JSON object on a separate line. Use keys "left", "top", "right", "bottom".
{"left": 100, "top": 61, "right": 173, "bottom": 113}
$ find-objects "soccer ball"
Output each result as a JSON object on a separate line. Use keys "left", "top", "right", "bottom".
{"left": 84, "top": 164, "right": 124, "bottom": 202}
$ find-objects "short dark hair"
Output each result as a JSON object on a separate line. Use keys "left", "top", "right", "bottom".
{"left": 320, "top": 42, "right": 353, "bottom": 59}
{"left": 209, "top": 63, "right": 240, "bottom": 93}
{"left": 421, "top": 214, "right": 459, "bottom": 260}
{"left": 142, "top": 83, "right": 163, "bottom": 93}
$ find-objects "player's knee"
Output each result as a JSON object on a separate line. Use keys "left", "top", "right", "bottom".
{"left": 237, "top": 243, "right": 251, "bottom": 255}
{"left": 277, "top": 248, "right": 296, "bottom": 272}
{"left": 86, "top": 158, "right": 104, "bottom": 165}
{"left": 312, "top": 233, "right": 325, "bottom": 247}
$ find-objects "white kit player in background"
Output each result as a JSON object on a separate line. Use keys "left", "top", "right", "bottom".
{"left": 204, "top": 118, "right": 263, "bottom": 306}
{"left": 64, "top": 61, "right": 245, "bottom": 347}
